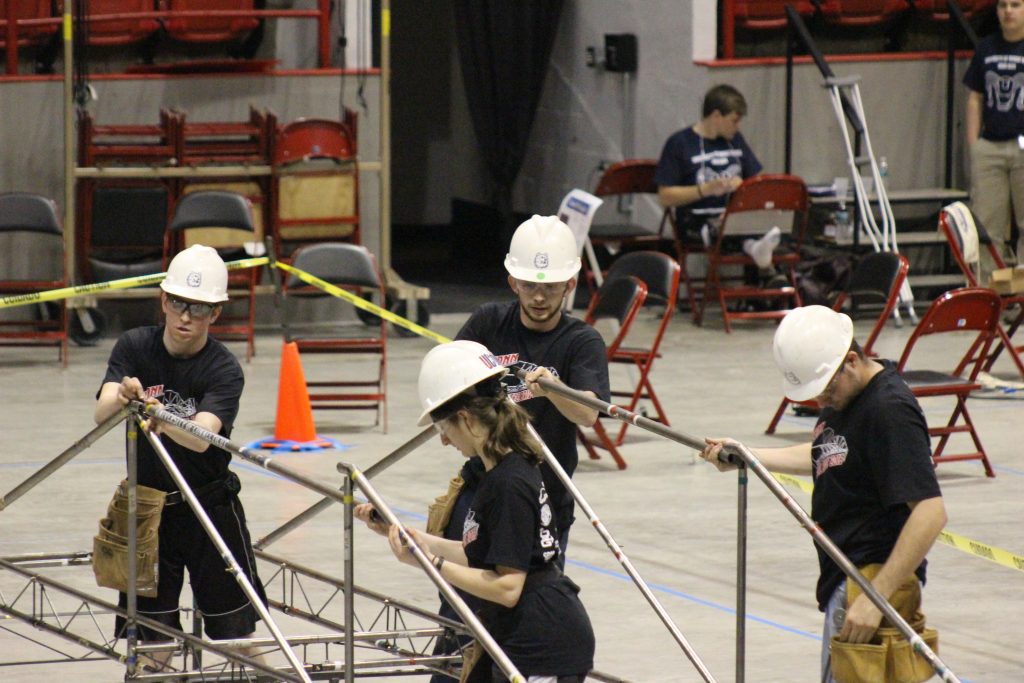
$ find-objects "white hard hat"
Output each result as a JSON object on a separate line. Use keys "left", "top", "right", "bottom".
{"left": 160, "top": 244, "right": 229, "bottom": 304}
{"left": 417, "top": 340, "right": 508, "bottom": 426}
{"left": 772, "top": 305, "right": 853, "bottom": 402}
{"left": 504, "top": 215, "right": 581, "bottom": 283}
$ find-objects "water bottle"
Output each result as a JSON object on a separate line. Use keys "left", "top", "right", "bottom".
{"left": 835, "top": 204, "right": 852, "bottom": 244}
{"left": 878, "top": 157, "right": 888, "bottom": 186}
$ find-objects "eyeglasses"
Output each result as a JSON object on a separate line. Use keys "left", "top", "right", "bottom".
{"left": 166, "top": 294, "right": 216, "bottom": 319}
{"left": 432, "top": 417, "right": 452, "bottom": 436}
{"left": 515, "top": 280, "right": 566, "bottom": 297}
{"left": 817, "top": 364, "right": 845, "bottom": 401}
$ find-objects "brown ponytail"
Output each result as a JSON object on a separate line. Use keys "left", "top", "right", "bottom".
{"left": 453, "top": 395, "right": 545, "bottom": 465}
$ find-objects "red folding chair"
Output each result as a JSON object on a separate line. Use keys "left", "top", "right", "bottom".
{"left": 0, "top": 1, "right": 57, "bottom": 49}
{"left": 577, "top": 275, "right": 648, "bottom": 469}
{"left": 163, "top": 0, "right": 259, "bottom": 43}
{"left": 272, "top": 114, "right": 360, "bottom": 259}
{"left": 584, "top": 160, "right": 676, "bottom": 288}
{"left": 765, "top": 251, "right": 909, "bottom": 434}
{"left": 595, "top": 251, "right": 681, "bottom": 444}
{"left": 75, "top": 1, "right": 159, "bottom": 46}
{"left": 165, "top": 190, "right": 260, "bottom": 362}
{"left": 896, "top": 287, "right": 1002, "bottom": 477}
{"left": 284, "top": 242, "right": 388, "bottom": 432}
{"left": 697, "top": 174, "right": 809, "bottom": 332}
{"left": 939, "top": 203, "right": 1024, "bottom": 379}
{"left": 0, "top": 193, "right": 69, "bottom": 366}
{"left": 818, "top": 0, "right": 910, "bottom": 25}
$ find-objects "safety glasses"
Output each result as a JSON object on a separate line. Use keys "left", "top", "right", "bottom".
{"left": 166, "top": 294, "right": 216, "bottom": 319}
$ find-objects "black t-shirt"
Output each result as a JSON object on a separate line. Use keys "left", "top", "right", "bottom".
{"left": 963, "top": 34, "right": 1024, "bottom": 141}
{"left": 457, "top": 301, "right": 610, "bottom": 531}
{"left": 810, "top": 362, "right": 941, "bottom": 610}
{"left": 463, "top": 453, "right": 593, "bottom": 676}
{"left": 99, "top": 326, "right": 244, "bottom": 492}
{"left": 654, "top": 126, "right": 762, "bottom": 231}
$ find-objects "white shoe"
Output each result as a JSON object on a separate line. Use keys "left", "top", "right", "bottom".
{"left": 743, "top": 226, "right": 782, "bottom": 269}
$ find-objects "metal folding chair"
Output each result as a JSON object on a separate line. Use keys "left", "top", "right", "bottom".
{"left": 166, "top": 190, "right": 259, "bottom": 361}
{"left": 939, "top": 203, "right": 1024, "bottom": 379}
{"left": 577, "top": 275, "right": 647, "bottom": 469}
{"left": 0, "top": 193, "right": 69, "bottom": 366}
{"left": 284, "top": 242, "right": 388, "bottom": 432}
{"left": 599, "top": 251, "right": 681, "bottom": 444}
{"left": 765, "top": 251, "right": 909, "bottom": 434}
{"left": 696, "top": 174, "right": 809, "bottom": 332}
{"left": 896, "top": 287, "right": 1002, "bottom": 477}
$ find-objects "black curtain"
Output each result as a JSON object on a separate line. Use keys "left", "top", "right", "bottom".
{"left": 452, "top": 0, "right": 565, "bottom": 243}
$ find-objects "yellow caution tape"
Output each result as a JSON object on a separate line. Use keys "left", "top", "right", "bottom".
{"left": 769, "top": 472, "right": 1024, "bottom": 572}
{"left": 273, "top": 261, "right": 451, "bottom": 344}
{"left": 0, "top": 257, "right": 269, "bottom": 309}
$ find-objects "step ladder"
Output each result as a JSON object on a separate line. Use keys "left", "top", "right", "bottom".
{"left": 823, "top": 75, "right": 918, "bottom": 324}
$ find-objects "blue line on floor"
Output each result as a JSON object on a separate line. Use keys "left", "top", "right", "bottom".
{"left": 564, "top": 557, "right": 821, "bottom": 640}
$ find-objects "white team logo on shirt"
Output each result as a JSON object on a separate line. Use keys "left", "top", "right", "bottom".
{"left": 985, "top": 70, "right": 1024, "bottom": 112}
{"left": 462, "top": 510, "right": 480, "bottom": 546}
{"left": 812, "top": 427, "right": 848, "bottom": 477}
{"left": 540, "top": 503, "right": 552, "bottom": 527}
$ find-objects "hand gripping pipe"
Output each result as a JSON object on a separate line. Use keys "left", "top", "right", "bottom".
{"left": 139, "top": 403, "right": 525, "bottom": 682}
{"left": 136, "top": 414, "right": 314, "bottom": 683}
{"left": 344, "top": 465, "right": 527, "bottom": 683}
{"left": 518, "top": 372, "right": 962, "bottom": 683}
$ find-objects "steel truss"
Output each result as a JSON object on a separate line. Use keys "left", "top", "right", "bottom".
{"left": 0, "top": 405, "right": 475, "bottom": 682}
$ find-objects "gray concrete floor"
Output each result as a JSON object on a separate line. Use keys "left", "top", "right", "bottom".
{"left": 0, "top": 301, "right": 1021, "bottom": 682}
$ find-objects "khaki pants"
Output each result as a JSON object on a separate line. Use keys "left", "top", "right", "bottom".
{"left": 969, "top": 137, "right": 1024, "bottom": 272}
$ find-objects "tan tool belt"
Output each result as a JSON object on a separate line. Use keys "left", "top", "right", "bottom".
{"left": 92, "top": 480, "right": 166, "bottom": 598}
{"left": 427, "top": 474, "right": 466, "bottom": 536}
{"left": 831, "top": 563, "right": 939, "bottom": 683}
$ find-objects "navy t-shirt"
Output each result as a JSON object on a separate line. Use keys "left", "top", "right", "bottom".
{"left": 457, "top": 301, "right": 610, "bottom": 532}
{"left": 654, "top": 126, "right": 762, "bottom": 231}
{"left": 964, "top": 34, "right": 1024, "bottom": 141}
{"left": 810, "top": 362, "right": 941, "bottom": 610}
{"left": 99, "top": 326, "right": 244, "bottom": 492}
{"left": 463, "top": 453, "right": 593, "bottom": 677}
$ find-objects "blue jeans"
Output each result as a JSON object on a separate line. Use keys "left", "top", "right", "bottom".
{"left": 821, "top": 581, "right": 847, "bottom": 683}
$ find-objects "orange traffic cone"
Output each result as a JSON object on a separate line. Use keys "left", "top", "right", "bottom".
{"left": 273, "top": 341, "right": 317, "bottom": 442}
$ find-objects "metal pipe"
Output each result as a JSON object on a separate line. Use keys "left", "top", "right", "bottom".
{"left": 255, "top": 427, "right": 434, "bottom": 549}
{"left": 141, "top": 403, "right": 349, "bottom": 501}
{"left": 343, "top": 474, "right": 355, "bottom": 683}
{"left": 344, "top": 465, "right": 526, "bottom": 683}
{"left": 126, "top": 418, "right": 139, "bottom": 677}
{"left": 138, "top": 417, "right": 313, "bottom": 683}
{"left": 735, "top": 465, "right": 747, "bottom": 683}
{"left": 524, "top": 420, "right": 717, "bottom": 683}
{"left": 63, "top": 3, "right": 76, "bottom": 297}
{"left": 521, "top": 372, "right": 962, "bottom": 683}
{"left": 0, "top": 408, "right": 125, "bottom": 511}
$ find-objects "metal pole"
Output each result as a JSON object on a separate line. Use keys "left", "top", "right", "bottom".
{"left": 343, "top": 474, "right": 355, "bottom": 683}
{"left": 0, "top": 409, "right": 125, "bottom": 510}
{"left": 735, "top": 464, "right": 747, "bottom": 683}
{"left": 125, "top": 418, "right": 139, "bottom": 678}
{"left": 255, "top": 427, "right": 435, "bottom": 549}
{"left": 345, "top": 465, "right": 526, "bottom": 683}
{"left": 137, "top": 415, "right": 314, "bottom": 683}
{"left": 524, "top": 421, "right": 718, "bottom": 683}
{"left": 62, "top": 3, "right": 76, "bottom": 293}
{"left": 379, "top": 0, "right": 392, "bottom": 271}
{"left": 522, "top": 373, "right": 963, "bottom": 683}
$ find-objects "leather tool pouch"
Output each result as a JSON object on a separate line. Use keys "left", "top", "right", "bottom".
{"left": 831, "top": 564, "right": 939, "bottom": 683}
{"left": 92, "top": 480, "right": 166, "bottom": 598}
{"left": 427, "top": 474, "right": 465, "bottom": 536}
